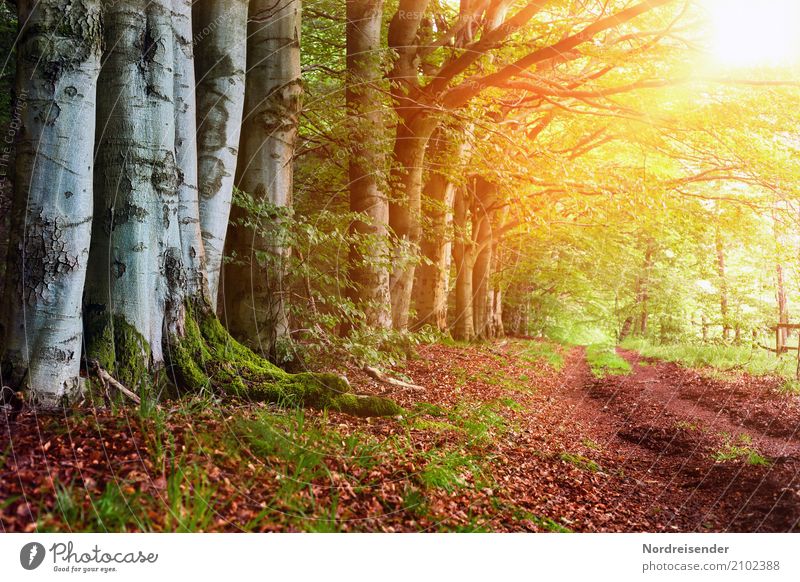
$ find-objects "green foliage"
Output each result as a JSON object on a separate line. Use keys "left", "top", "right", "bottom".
{"left": 559, "top": 452, "right": 602, "bottom": 473}
{"left": 622, "top": 338, "right": 796, "bottom": 380}
{"left": 231, "top": 191, "right": 439, "bottom": 371}
{"left": 712, "top": 434, "right": 770, "bottom": 466}
{"left": 586, "top": 345, "right": 632, "bottom": 378}
{"left": 516, "top": 340, "right": 566, "bottom": 370}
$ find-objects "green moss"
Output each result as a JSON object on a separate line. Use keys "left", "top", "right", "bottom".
{"left": 85, "top": 311, "right": 151, "bottom": 394}
{"left": 109, "top": 317, "right": 151, "bottom": 392}
{"left": 84, "top": 310, "right": 115, "bottom": 371}
{"left": 168, "top": 306, "right": 403, "bottom": 417}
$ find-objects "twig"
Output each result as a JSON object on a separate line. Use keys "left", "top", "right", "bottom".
{"left": 362, "top": 366, "right": 423, "bottom": 391}
{"left": 88, "top": 360, "right": 141, "bottom": 405}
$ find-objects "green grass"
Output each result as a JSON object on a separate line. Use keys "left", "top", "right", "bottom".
{"left": 712, "top": 433, "right": 771, "bottom": 466}
{"left": 586, "top": 344, "right": 632, "bottom": 378}
{"left": 621, "top": 338, "right": 798, "bottom": 387}
{"left": 39, "top": 481, "right": 154, "bottom": 533}
{"left": 516, "top": 340, "right": 566, "bottom": 371}
{"left": 559, "top": 452, "right": 602, "bottom": 473}
{"left": 419, "top": 450, "right": 484, "bottom": 492}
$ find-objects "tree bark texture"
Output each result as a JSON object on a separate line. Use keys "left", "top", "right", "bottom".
{"left": 193, "top": 0, "right": 248, "bottom": 306}
{"left": 412, "top": 126, "right": 468, "bottom": 331}
{"left": 345, "top": 0, "right": 393, "bottom": 330}
{"left": 388, "top": 115, "right": 437, "bottom": 330}
{"left": 223, "top": 0, "right": 302, "bottom": 359}
{"left": 173, "top": 0, "right": 206, "bottom": 300}
{"left": 471, "top": 177, "right": 497, "bottom": 339}
{"left": 1, "top": 0, "right": 102, "bottom": 407}
{"left": 451, "top": 184, "right": 475, "bottom": 341}
{"left": 85, "top": 0, "right": 181, "bottom": 389}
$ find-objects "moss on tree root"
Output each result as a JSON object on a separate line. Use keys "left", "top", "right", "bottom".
{"left": 85, "top": 312, "right": 152, "bottom": 393}
{"left": 168, "top": 308, "right": 403, "bottom": 418}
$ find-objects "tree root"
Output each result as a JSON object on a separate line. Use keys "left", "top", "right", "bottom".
{"left": 169, "top": 308, "right": 404, "bottom": 418}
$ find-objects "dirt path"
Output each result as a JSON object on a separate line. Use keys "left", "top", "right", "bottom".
{"left": 556, "top": 347, "right": 800, "bottom": 532}
{"left": 3, "top": 340, "right": 799, "bottom": 532}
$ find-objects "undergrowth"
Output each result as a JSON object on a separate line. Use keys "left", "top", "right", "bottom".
{"left": 586, "top": 344, "right": 632, "bottom": 378}
{"left": 621, "top": 338, "right": 799, "bottom": 390}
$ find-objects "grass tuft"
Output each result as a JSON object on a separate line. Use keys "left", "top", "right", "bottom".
{"left": 586, "top": 345, "right": 632, "bottom": 378}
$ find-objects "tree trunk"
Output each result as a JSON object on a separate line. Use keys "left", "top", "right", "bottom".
{"left": 776, "top": 262, "right": 788, "bottom": 351}
{"left": 619, "top": 317, "right": 634, "bottom": 342}
{"left": 715, "top": 231, "right": 730, "bottom": 341}
{"left": 472, "top": 177, "right": 497, "bottom": 340}
{"left": 634, "top": 243, "right": 653, "bottom": 336}
{"left": 488, "top": 242, "right": 505, "bottom": 339}
{"left": 389, "top": 115, "right": 437, "bottom": 330}
{"left": 345, "top": 0, "right": 392, "bottom": 330}
{"left": 412, "top": 127, "right": 467, "bottom": 331}
{"left": 451, "top": 185, "right": 474, "bottom": 341}
{"left": 223, "top": 0, "right": 302, "bottom": 359}
{"left": 1, "top": 0, "right": 101, "bottom": 407}
{"left": 84, "top": 0, "right": 181, "bottom": 391}
{"left": 193, "top": 0, "right": 248, "bottom": 306}
{"left": 173, "top": 0, "right": 207, "bottom": 300}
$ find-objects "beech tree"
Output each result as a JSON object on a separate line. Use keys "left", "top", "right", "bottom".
{"left": 194, "top": 0, "right": 248, "bottom": 306}
{"left": 1, "top": 0, "right": 101, "bottom": 407}
{"left": 223, "top": 0, "right": 303, "bottom": 359}
{"left": 345, "top": 0, "right": 393, "bottom": 330}
{"left": 384, "top": 0, "right": 676, "bottom": 330}
{"left": 1, "top": 0, "right": 399, "bottom": 416}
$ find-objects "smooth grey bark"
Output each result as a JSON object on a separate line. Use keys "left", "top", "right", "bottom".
{"left": 388, "top": 116, "right": 437, "bottom": 330}
{"left": 1, "top": 0, "right": 101, "bottom": 407}
{"left": 345, "top": 0, "right": 392, "bottom": 330}
{"left": 85, "top": 0, "right": 181, "bottom": 387}
{"left": 451, "top": 184, "right": 475, "bottom": 341}
{"left": 193, "top": 0, "right": 248, "bottom": 306}
{"left": 173, "top": 0, "right": 206, "bottom": 300}
{"left": 471, "top": 177, "right": 496, "bottom": 340}
{"left": 412, "top": 126, "right": 469, "bottom": 331}
{"left": 223, "top": 0, "right": 301, "bottom": 358}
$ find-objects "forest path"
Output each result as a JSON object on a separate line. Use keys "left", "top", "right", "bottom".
{"left": 4, "top": 339, "right": 800, "bottom": 532}
{"left": 557, "top": 346, "right": 800, "bottom": 532}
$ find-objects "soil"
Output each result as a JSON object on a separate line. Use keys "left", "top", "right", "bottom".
{"left": 546, "top": 347, "right": 800, "bottom": 532}
{"left": 2, "top": 342, "right": 799, "bottom": 532}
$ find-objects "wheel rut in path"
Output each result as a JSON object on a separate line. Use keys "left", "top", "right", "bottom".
{"left": 555, "top": 346, "right": 800, "bottom": 532}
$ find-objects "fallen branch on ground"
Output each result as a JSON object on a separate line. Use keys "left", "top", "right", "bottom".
{"left": 363, "top": 366, "right": 423, "bottom": 391}
{"left": 88, "top": 360, "right": 142, "bottom": 405}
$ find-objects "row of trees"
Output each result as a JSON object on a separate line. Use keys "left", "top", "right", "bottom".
{"left": 0, "top": 0, "right": 399, "bottom": 414}
{"left": 1, "top": 0, "right": 798, "bottom": 408}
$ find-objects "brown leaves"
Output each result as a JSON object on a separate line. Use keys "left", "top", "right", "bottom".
{"left": 3, "top": 340, "right": 798, "bottom": 532}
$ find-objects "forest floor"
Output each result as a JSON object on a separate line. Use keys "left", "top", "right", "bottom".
{"left": 2, "top": 339, "right": 799, "bottom": 532}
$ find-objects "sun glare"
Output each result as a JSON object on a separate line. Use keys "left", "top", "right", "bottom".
{"left": 709, "top": 0, "right": 800, "bottom": 68}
